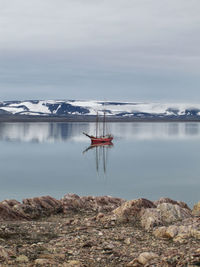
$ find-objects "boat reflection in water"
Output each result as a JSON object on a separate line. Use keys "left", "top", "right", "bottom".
{"left": 83, "top": 142, "right": 113, "bottom": 174}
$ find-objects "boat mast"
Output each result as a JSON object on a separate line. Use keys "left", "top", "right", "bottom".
{"left": 103, "top": 110, "right": 106, "bottom": 137}
{"left": 96, "top": 111, "right": 99, "bottom": 138}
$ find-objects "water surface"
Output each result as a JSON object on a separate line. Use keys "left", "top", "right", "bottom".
{"left": 0, "top": 122, "right": 199, "bottom": 207}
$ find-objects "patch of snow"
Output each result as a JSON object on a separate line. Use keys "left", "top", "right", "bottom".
{"left": 0, "top": 107, "right": 25, "bottom": 114}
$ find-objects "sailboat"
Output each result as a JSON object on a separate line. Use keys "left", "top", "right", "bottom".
{"left": 83, "top": 111, "right": 113, "bottom": 144}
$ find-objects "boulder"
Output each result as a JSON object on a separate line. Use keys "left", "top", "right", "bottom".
{"left": 192, "top": 201, "right": 200, "bottom": 216}
{"left": 156, "top": 203, "right": 192, "bottom": 224}
{"left": 154, "top": 197, "right": 190, "bottom": 210}
{"left": 140, "top": 208, "right": 162, "bottom": 230}
{"left": 140, "top": 201, "right": 192, "bottom": 231}
{"left": 22, "top": 196, "right": 63, "bottom": 218}
{"left": 153, "top": 226, "right": 179, "bottom": 239}
{"left": 112, "top": 198, "right": 155, "bottom": 223}
{"left": 153, "top": 218, "right": 200, "bottom": 241}
{"left": 0, "top": 202, "right": 29, "bottom": 221}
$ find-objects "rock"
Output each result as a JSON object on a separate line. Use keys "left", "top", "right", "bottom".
{"left": 165, "top": 225, "right": 179, "bottom": 238}
{"left": 140, "top": 200, "right": 192, "bottom": 230}
{"left": 64, "top": 260, "right": 82, "bottom": 266}
{"left": 191, "top": 229, "right": 200, "bottom": 239}
{"left": 35, "top": 258, "right": 56, "bottom": 265}
{"left": 22, "top": 196, "right": 63, "bottom": 218}
{"left": 154, "top": 197, "right": 190, "bottom": 210}
{"left": 38, "top": 253, "right": 66, "bottom": 260}
{"left": 156, "top": 203, "right": 192, "bottom": 224}
{"left": 153, "top": 225, "right": 179, "bottom": 239}
{"left": 0, "top": 202, "right": 29, "bottom": 221}
{"left": 16, "top": 255, "right": 29, "bottom": 263}
{"left": 61, "top": 194, "right": 124, "bottom": 212}
{"left": 137, "top": 252, "right": 159, "bottom": 265}
{"left": 112, "top": 198, "right": 155, "bottom": 223}
{"left": 192, "top": 201, "right": 200, "bottom": 216}
{"left": 1, "top": 199, "right": 21, "bottom": 207}
{"left": 153, "top": 226, "right": 168, "bottom": 238}
{"left": 0, "top": 196, "right": 63, "bottom": 221}
{"left": 124, "top": 237, "right": 131, "bottom": 245}
{"left": 0, "top": 246, "right": 9, "bottom": 261}
{"left": 153, "top": 218, "right": 200, "bottom": 242}
{"left": 140, "top": 208, "right": 162, "bottom": 230}
{"left": 61, "top": 194, "right": 84, "bottom": 211}
{"left": 173, "top": 233, "right": 189, "bottom": 243}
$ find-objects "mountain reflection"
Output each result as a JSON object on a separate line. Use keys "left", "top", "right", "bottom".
{"left": 0, "top": 122, "right": 200, "bottom": 143}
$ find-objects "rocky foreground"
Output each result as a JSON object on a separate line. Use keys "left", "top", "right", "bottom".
{"left": 0, "top": 195, "right": 200, "bottom": 266}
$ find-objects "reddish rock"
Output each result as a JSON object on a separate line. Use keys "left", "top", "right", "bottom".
{"left": 61, "top": 194, "right": 124, "bottom": 213}
{"left": 61, "top": 194, "right": 84, "bottom": 212}
{"left": 1, "top": 199, "right": 21, "bottom": 207}
{"left": 0, "top": 202, "right": 29, "bottom": 221}
{"left": 22, "top": 196, "right": 63, "bottom": 218}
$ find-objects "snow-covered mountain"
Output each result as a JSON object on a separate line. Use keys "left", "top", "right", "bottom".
{"left": 1, "top": 100, "right": 200, "bottom": 119}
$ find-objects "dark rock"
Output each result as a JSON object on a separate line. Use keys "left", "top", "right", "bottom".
{"left": 0, "top": 202, "right": 29, "bottom": 221}
{"left": 22, "top": 196, "right": 63, "bottom": 218}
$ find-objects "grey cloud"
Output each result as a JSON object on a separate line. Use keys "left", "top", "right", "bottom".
{"left": 0, "top": 0, "right": 200, "bottom": 101}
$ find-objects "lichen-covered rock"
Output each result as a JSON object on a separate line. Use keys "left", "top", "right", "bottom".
{"left": 140, "top": 208, "right": 162, "bottom": 230}
{"left": 140, "top": 201, "right": 193, "bottom": 231}
{"left": 112, "top": 198, "right": 155, "bottom": 223}
{"left": 192, "top": 201, "right": 200, "bottom": 216}
{"left": 156, "top": 203, "right": 192, "bottom": 224}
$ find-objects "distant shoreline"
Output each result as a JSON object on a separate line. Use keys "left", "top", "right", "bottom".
{"left": 1, "top": 115, "right": 200, "bottom": 122}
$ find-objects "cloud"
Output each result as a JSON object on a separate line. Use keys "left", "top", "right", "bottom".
{"left": 0, "top": 0, "right": 200, "bottom": 101}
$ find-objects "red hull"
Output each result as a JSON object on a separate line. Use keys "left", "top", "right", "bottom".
{"left": 91, "top": 136, "right": 113, "bottom": 144}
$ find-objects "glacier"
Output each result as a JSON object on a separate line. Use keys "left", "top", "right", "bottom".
{"left": 0, "top": 100, "right": 200, "bottom": 120}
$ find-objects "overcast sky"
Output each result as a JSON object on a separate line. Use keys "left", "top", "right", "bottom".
{"left": 0, "top": 0, "right": 200, "bottom": 102}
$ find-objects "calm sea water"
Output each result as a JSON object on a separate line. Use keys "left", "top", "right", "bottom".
{"left": 0, "top": 122, "right": 199, "bottom": 207}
